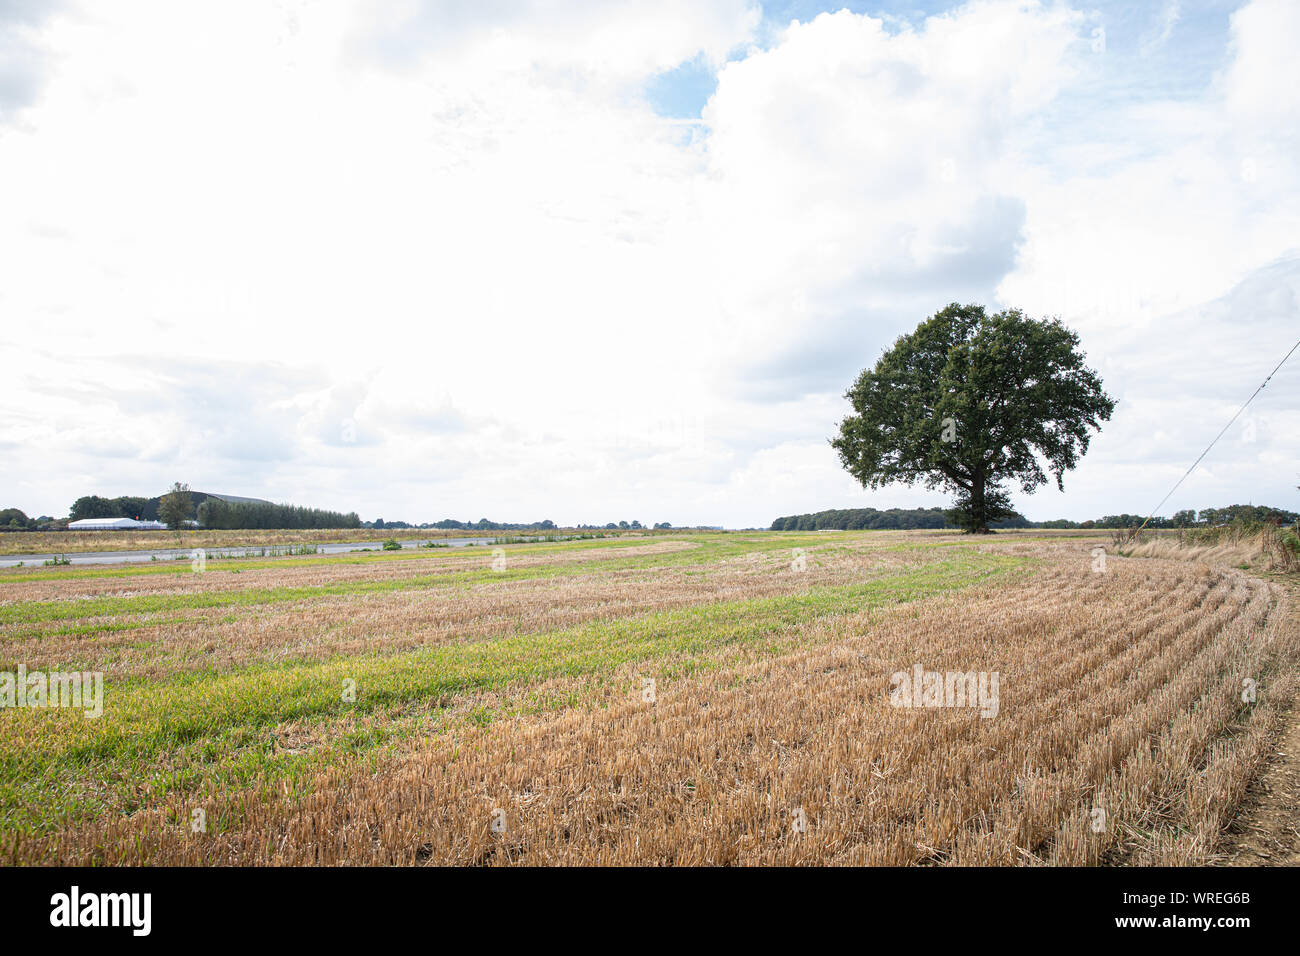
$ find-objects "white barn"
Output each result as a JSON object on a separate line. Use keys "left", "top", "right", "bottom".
{"left": 67, "top": 517, "right": 168, "bottom": 531}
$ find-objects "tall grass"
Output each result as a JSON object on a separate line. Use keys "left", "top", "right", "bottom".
{"left": 1120, "top": 519, "right": 1300, "bottom": 571}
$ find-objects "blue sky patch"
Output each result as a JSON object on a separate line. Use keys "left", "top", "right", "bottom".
{"left": 645, "top": 1, "right": 1240, "bottom": 120}
{"left": 644, "top": 53, "right": 721, "bottom": 119}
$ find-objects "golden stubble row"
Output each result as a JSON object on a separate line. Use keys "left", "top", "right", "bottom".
{"left": 0, "top": 540, "right": 700, "bottom": 605}
{"left": 15, "top": 554, "right": 1294, "bottom": 866}
{"left": 2, "top": 543, "right": 927, "bottom": 677}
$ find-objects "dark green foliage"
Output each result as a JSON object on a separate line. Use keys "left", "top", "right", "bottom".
{"left": 771, "top": 504, "right": 1297, "bottom": 532}
{"left": 426, "top": 518, "right": 558, "bottom": 531}
{"left": 69, "top": 495, "right": 121, "bottom": 520}
{"left": 769, "top": 506, "right": 1032, "bottom": 531}
{"left": 1093, "top": 506, "right": 1297, "bottom": 529}
{"left": 195, "top": 498, "right": 362, "bottom": 530}
{"left": 109, "top": 496, "right": 151, "bottom": 521}
{"left": 944, "top": 487, "right": 1021, "bottom": 533}
{"left": 157, "top": 482, "right": 193, "bottom": 530}
{"left": 69, "top": 491, "right": 225, "bottom": 522}
{"left": 771, "top": 507, "right": 953, "bottom": 531}
{"left": 1094, "top": 513, "right": 1149, "bottom": 529}
{"left": 0, "top": 508, "right": 34, "bottom": 530}
{"left": 832, "top": 303, "right": 1115, "bottom": 533}
{"left": 1197, "top": 504, "right": 1298, "bottom": 526}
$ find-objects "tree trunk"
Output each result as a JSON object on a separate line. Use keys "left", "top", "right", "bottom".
{"left": 972, "top": 471, "right": 991, "bottom": 534}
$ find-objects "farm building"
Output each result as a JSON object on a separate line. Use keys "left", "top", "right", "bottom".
{"left": 67, "top": 517, "right": 168, "bottom": 531}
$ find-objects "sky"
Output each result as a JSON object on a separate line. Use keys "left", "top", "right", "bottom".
{"left": 1, "top": 0, "right": 1297, "bottom": 528}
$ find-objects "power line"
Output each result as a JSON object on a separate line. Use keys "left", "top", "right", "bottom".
{"left": 1128, "top": 335, "right": 1300, "bottom": 539}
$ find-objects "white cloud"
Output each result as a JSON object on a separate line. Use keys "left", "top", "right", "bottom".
{"left": 1000, "top": 0, "right": 1300, "bottom": 330}
{"left": 0, "top": 0, "right": 1296, "bottom": 526}
{"left": 352, "top": 0, "right": 760, "bottom": 79}
{"left": 1140, "top": 1, "right": 1181, "bottom": 56}
{"left": 701, "top": 2, "right": 1086, "bottom": 336}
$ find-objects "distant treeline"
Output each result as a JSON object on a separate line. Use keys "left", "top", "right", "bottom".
{"left": 198, "top": 499, "right": 361, "bottom": 530}
{"left": 1081, "top": 504, "right": 1299, "bottom": 529}
{"left": 772, "top": 503, "right": 1299, "bottom": 532}
{"left": 368, "top": 518, "right": 560, "bottom": 531}
{"left": 771, "top": 508, "right": 971, "bottom": 531}
{"left": 62, "top": 491, "right": 359, "bottom": 530}
{"left": 365, "top": 518, "right": 672, "bottom": 531}
{"left": 70, "top": 493, "right": 223, "bottom": 522}
{"left": 0, "top": 508, "right": 56, "bottom": 531}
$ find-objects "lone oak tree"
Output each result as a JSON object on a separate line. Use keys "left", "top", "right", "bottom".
{"left": 831, "top": 304, "right": 1116, "bottom": 533}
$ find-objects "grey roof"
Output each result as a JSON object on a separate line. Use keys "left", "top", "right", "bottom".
{"left": 207, "top": 493, "right": 274, "bottom": 506}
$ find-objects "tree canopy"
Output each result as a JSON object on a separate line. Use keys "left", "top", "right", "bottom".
{"left": 831, "top": 304, "right": 1116, "bottom": 533}
{"left": 197, "top": 498, "right": 361, "bottom": 530}
{"left": 157, "top": 482, "right": 193, "bottom": 530}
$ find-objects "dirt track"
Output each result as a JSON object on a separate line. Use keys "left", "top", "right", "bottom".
{"left": 1222, "top": 580, "right": 1300, "bottom": 865}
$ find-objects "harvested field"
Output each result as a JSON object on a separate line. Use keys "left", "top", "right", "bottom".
{"left": 0, "top": 530, "right": 1295, "bottom": 865}
{"left": 0, "top": 527, "right": 625, "bottom": 555}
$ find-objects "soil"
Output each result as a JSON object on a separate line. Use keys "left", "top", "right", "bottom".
{"left": 1221, "top": 579, "right": 1300, "bottom": 865}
